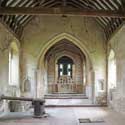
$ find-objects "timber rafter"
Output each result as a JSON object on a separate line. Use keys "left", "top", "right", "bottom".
{"left": 0, "top": 0, "right": 124, "bottom": 40}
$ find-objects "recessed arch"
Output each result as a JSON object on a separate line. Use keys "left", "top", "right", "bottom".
{"left": 57, "top": 56, "right": 74, "bottom": 64}
{"left": 55, "top": 51, "right": 77, "bottom": 65}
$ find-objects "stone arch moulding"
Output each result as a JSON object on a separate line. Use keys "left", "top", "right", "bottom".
{"left": 37, "top": 33, "right": 93, "bottom": 69}
{"left": 36, "top": 33, "right": 95, "bottom": 99}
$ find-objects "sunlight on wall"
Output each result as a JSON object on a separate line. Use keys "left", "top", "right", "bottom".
{"left": 108, "top": 49, "right": 116, "bottom": 89}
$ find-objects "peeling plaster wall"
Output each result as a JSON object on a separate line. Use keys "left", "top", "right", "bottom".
{"left": 22, "top": 16, "right": 106, "bottom": 98}
{"left": 0, "top": 23, "right": 20, "bottom": 97}
{"left": 108, "top": 24, "right": 125, "bottom": 114}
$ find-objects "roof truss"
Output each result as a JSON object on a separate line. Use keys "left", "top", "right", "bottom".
{"left": 0, "top": 0, "right": 124, "bottom": 40}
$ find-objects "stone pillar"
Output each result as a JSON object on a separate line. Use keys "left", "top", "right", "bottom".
{"left": 91, "top": 70, "right": 95, "bottom": 104}
{"left": 36, "top": 69, "right": 42, "bottom": 98}
{"left": 3, "top": 100, "right": 10, "bottom": 112}
{"left": 72, "top": 64, "right": 75, "bottom": 82}
{"left": 34, "top": 70, "right": 37, "bottom": 98}
{"left": 37, "top": 67, "right": 46, "bottom": 98}
{"left": 86, "top": 70, "right": 95, "bottom": 104}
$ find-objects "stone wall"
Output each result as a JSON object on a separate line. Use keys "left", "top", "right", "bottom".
{"left": 108, "top": 23, "right": 125, "bottom": 114}
{"left": 21, "top": 16, "right": 106, "bottom": 100}
{"left": 0, "top": 23, "right": 20, "bottom": 96}
{"left": 0, "top": 23, "right": 20, "bottom": 112}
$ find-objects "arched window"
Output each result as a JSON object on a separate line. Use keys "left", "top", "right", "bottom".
{"left": 108, "top": 49, "right": 116, "bottom": 89}
{"left": 9, "top": 42, "right": 19, "bottom": 86}
{"left": 57, "top": 56, "right": 73, "bottom": 77}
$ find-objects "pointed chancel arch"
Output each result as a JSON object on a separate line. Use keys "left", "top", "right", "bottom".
{"left": 37, "top": 33, "right": 94, "bottom": 99}
{"left": 37, "top": 33, "right": 93, "bottom": 68}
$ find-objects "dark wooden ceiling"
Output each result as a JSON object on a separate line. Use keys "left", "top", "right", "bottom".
{"left": 0, "top": 0, "right": 124, "bottom": 40}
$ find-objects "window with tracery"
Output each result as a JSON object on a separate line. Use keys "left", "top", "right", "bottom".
{"left": 57, "top": 56, "right": 73, "bottom": 77}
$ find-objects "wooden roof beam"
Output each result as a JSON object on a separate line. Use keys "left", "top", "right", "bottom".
{"left": 0, "top": 7, "right": 125, "bottom": 18}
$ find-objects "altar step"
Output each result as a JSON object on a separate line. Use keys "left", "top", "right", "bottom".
{"left": 44, "top": 94, "right": 88, "bottom": 99}
{"left": 45, "top": 98, "right": 107, "bottom": 107}
{"left": 45, "top": 104, "right": 107, "bottom": 107}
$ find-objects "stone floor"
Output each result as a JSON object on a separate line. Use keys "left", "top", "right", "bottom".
{"left": 0, "top": 107, "right": 125, "bottom": 125}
